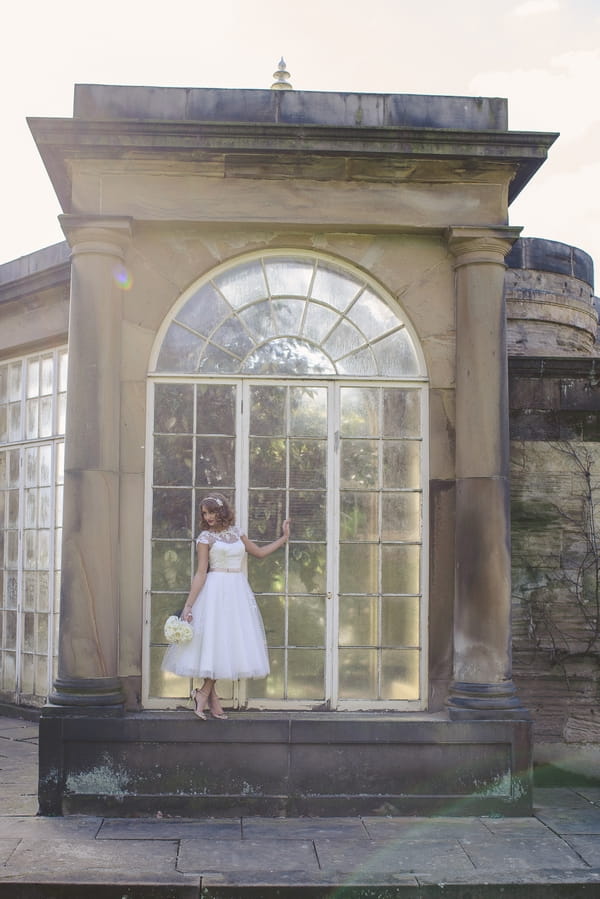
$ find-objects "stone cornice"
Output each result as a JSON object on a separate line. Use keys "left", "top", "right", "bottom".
{"left": 508, "top": 356, "right": 600, "bottom": 378}
{"left": 28, "top": 117, "right": 558, "bottom": 213}
{"left": 447, "top": 226, "right": 523, "bottom": 265}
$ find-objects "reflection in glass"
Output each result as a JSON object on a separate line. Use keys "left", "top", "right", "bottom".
{"left": 151, "top": 647, "right": 189, "bottom": 698}
{"left": 177, "top": 283, "right": 231, "bottom": 334}
{"left": 311, "top": 265, "right": 361, "bottom": 310}
{"left": 257, "top": 595, "right": 285, "bottom": 645}
{"left": 289, "top": 543, "right": 326, "bottom": 594}
{"left": 151, "top": 593, "right": 188, "bottom": 643}
{"left": 381, "top": 649, "right": 420, "bottom": 700}
{"left": 155, "top": 384, "right": 193, "bottom": 433}
{"left": 288, "top": 649, "right": 324, "bottom": 699}
{"left": 289, "top": 387, "right": 327, "bottom": 437}
{"left": 382, "top": 596, "right": 419, "bottom": 646}
{"left": 383, "top": 441, "right": 420, "bottom": 488}
{"left": 373, "top": 330, "right": 419, "bottom": 376}
{"left": 339, "top": 648, "right": 377, "bottom": 699}
{"left": 196, "top": 384, "right": 235, "bottom": 435}
{"left": 212, "top": 317, "right": 254, "bottom": 358}
{"left": 302, "top": 302, "right": 340, "bottom": 343}
{"left": 289, "top": 491, "right": 326, "bottom": 541}
{"left": 247, "top": 554, "right": 285, "bottom": 594}
{"left": 340, "top": 492, "right": 378, "bottom": 540}
{"left": 382, "top": 544, "right": 420, "bottom": 594}
{"left": 250, "top": 648, "right": 284, "bottom": 699}
{"left": 340, "top": 439, "right": 378, "bottom": 488}
{"left": 153, "top": 488, "right": 192, "bottom": 539}
{"left": 272, "top": 298, "right": 305, "bottom": 335}
{"left": 195, "top": 436, "right": 235, "bottom": 489}
{"left": 248, "top": 489, "right": 286, "bottom": 541}
{"left": 156, "top": 322, "right": 207, "bottom": 372}
{"left": 288, "top": 595, "right": 325, "bottom": 647}
{"left": 323, "top": 319, "right": 364, "bottom": 360}
{"left": 250, "top": 386, "right": 285, "bottom": 436}
{"left": 154, "top": 436, "right": 193, "bottom": 486}
{"left": 214, "top": 260, "right": 267, "bottom": 307}
{"left": 340, "top": 387, "right": 379, "bottom": 437}
{"left": 339, "top": 595, "right": 377, "bottom": 646}
{"left": 382, "top": 492, "right": 421, "bottom": 541}
{"left": 265, "top": 258, "right": 314, "bottom": 297}
{"left": 197, "top": 343, "right": 240, "bottom": 374}
{"left": 384, "top": 389, "right": 421, "bottom": 437}
{"left": 339, "top": 544, "right": 378, "bottom": 594}
{"left": 289, "top": 439, "right": 326, "bottom": 489}
{"left": 250, "top": 438, "right": 286, "bottom": 488}
{"left": 245, "top": 339, "right": 334, "bottom": 375}
{"left": 151, "top": 540, "right": 193, "bottom": 591}
{"left": 348, "top": 288, "right": 403, "bottom": 340}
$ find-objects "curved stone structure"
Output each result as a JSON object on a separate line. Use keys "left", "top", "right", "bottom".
{"left": 506, "top": 237, "right": 598, "bottom": 356}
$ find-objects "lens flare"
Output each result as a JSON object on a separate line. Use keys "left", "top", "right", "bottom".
{"left": 113, "top": 264, "right": 133, "bottom": 290}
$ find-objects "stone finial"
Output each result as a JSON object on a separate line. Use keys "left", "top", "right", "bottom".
{"left": 271, "top": 57, "right": 293, "bottom": 90}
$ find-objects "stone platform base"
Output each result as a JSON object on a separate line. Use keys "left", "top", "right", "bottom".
{"left": 38, "top": 710, "right": 532, "bottom": 817}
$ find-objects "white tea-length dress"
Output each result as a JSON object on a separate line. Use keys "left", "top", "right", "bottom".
{"left": 161, "top": 526, "right": 270, "bottom": 680}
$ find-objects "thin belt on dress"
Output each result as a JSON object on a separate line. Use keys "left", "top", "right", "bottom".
{"left": 210, "top": 567, "right": 242, "bottom": 573}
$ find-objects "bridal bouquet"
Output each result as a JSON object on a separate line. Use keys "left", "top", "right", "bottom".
{"left": 163, "top": 615, "right": 194, "bottom": 644}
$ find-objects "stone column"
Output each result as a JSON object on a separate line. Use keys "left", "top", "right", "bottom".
{"left": 446, "top": 226, "right": 527, "bottom": 719}
{"left": 50, "top": 216, "right": 132, "bottom": 707}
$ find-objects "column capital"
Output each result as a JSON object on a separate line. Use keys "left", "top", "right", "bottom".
{"left": 59, "top": 214, "right": 133, "bottom": 259}
{"left": 446, "top": 226, "right": 522, "bottom": 267}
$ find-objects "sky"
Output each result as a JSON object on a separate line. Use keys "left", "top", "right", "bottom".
{"left": 1, "top": 0, "right": 599, "bottom": 287}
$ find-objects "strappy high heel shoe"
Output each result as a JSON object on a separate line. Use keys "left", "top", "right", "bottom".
{"left": 208, "top": 686, "right": 228, "bottom": 720}
{"left": 190, "top": 687, "right": 210, "bottom": 720}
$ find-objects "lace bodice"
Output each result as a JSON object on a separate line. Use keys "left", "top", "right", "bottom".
{"left": 197, "top": 526, "right": 246, "bottom": 570}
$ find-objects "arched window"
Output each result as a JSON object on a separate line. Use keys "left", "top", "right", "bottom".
{"left": 145, "top": 252, "right": 428, "bottom": 710}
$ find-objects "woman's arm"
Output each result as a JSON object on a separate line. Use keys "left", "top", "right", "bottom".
{"left": 181, "top": 541, "right": 209, "bottom": 621}
{"left": 242, "top": 519, "right": 290, "bottom": 559}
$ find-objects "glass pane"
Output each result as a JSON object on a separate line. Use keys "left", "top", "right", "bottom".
{"left": 311, "top": 265, "right": 361, "bottom": 310}
{"left": 289, "top": 386, "right": 327, "bottom": 437}
{"left": 250, "top": 386, "right": 285, "bottom": 436}
{"left": 150, "top": 593, "right": 188, "bottom": 643}
{"left": 197, "top": 343, "right": 240, "bottom": 374}
{"left": 302, "top": 302, "right": 340, "bottom": 343}
{"left": 264, "top": 258, "right": 314, "bottom": 297}
{"left": 195, "top": 436, "right": 235, "bottom": 489}
{"left": 151, "top": 540, "right": 193, "bottom": 591}
{"left": 272, "top": 299, "right": 305, "bottom": 335}
{"left": 340, "top": 439, "right": 378, "bottom": 489}
{"left": 244, "top": 338, "right": 334, "bottom": 376}
{"left": 0, "top": 406, "right": 6, "bottom": 443}
{"left": 247, "top": 554, "right": 285, "bottom": 594}
{"left": 338, "top": 648, "right": 377, "bottom": 699}
{"left": 382, "top": 596, "right": 419, "bottom": 646}
{"left": 339, "top": 596, "right": 378, "bottom": 646}
{"left": 24, "top": 612, "right": 35, "bottom": 651}
{"left": 382, "top": 493, "right": 421, "bottom": 541}
{"left": 0, "top": 365, "right": 6, "bottom": 403}
{"left": 256, "top": 594, "right": 285, "bottom": 645}
{"left": 248, "top": 489, "right": 286, "bottom": 542}
{"left": 8, "top": 362, "right": 22, "bottom": 401}
{"left": 8, "top": 450, "right": 20, "bottom": 487}
{"left": 381, "top": 649, "right": 420, "bottom": 700}
{"left": 214, "top": 260, "right": 267, "bottom": 308}
{"left": 25, "top": 489, "right": 37, "bottom": 528}
{"left": 383, "top": 441, "right": 421, "bottom": 488}
{"left": 323, "top": 319, "right": 364, "bottom": 360}
{"left": 36, "top": 612, "right": 49, "bottom": 652}
{"left": 339, "top": 544, "right": 378, "bottom": 594}
{"left": 347, "top": 288, "right": 402, "bottom": 340}
{"left": 340, "top": 387, "right": 379, "bottom": 437}
{"left": 249, "top": 438, "right": 286, "bottom": 489}
{"left": 22, "top": 654, "right": 34, "bottom": 693}
{"left": 24, "top": 572, "right": 37, "bottom": 610}
{"left": 289, "top": 439, "right": 326, "bottom": 489}
{"left": 288, "top": 649, "right": 325, "bottom": 699}
{"left": 250, "top": 648, "right": 284, "bottom": 699}
{"left": 9, "top": 402, "right": 21, "bottom": 440}
{"left": 153, "top": 488, "right": 192, "bottom": 539}
{"left": 156, "top": 323, "right": 206, "bottom": 372}
{"left": 151, "top": 647, "right": 190, "bottom": 698}
{"left": 26, "top": 398, "right": 38, "bottom": 438}
{"left": 382, "top": 544, "right": 420, "bottom": 594}
{"left": 57, "top": 394, "right": 67, "bottom": 433}
{"left": 384, "top": 389, "right": 421, "bottom": 438}
{"left": 38, "top": 531, "right": 50, "bottom": 569}
{"left": 212, "top": 318, "right": 255, "bottom": 358}
{"left": 289, "top": 543, "right": 326, "bottom": 594}
{"left": 196, "top": 384, "right": 235, "bottom": 435}
{"left": 154, "top": 384, "right": 193, "bottom": 433}
{"left": 177, "top": 283, "right": 231, "bottom": 334}
{"left": 27, "top": 360, "right": 39, "bottom": 398}
{"left": 24, "top": 531, "right": 37, "bottom": 568}
{"left": 238, "top": 300, "right": 277, "bottom": 341}
{"left": 39, "top": 487, "right": 51, "bottom": 528}
{"left": 36, "top": 654, "right": 48, "bottom": 693}
{"left": 39, "top": 446, "right": 52, "bottom": 485}
{"left": 289, "top": 490, "right": 326, "bottom": 541}
{"left": 288, "top": 595, "right": 325, "bottom": 647}
{"left": 340, "top": 492, "right": 378, "bottom": 540}
{"left": 37, "top": 571, "right": 49, "bottom": 612}
{"left": 373, "top": 330, "right": 420, "bottom": 377}
{"left": 41, "top": 356, "right": 54, "bottom": 395}
{"left": 154, "top": 436, "right": 193, "bottom": 486}
{"left": 59, "top": 350, "right": 68, "bottom": 392}
{"left": 8, "top": 491, "right": 19, "bottom": 528}
{"left": 336, "top": 346, "right": 378, "bottom": 376}
{"left": 2, "top": 652, "right": 16, "bottom": 691}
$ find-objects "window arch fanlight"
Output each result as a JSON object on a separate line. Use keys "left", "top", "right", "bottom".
{"left": 152, "top": 252, "right": 426, "bottom": 378}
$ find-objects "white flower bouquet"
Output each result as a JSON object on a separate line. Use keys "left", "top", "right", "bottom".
{"left": 163, "top": 615, "right": 194, "bottom": 644}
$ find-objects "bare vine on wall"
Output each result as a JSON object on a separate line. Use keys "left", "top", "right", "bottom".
{"left": 514, "top": 441, "right": 600, "bottom": 674}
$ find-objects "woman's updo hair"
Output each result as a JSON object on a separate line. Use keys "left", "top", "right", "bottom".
{"left": 200, "top": 493, "right": 235, "bottom": 530}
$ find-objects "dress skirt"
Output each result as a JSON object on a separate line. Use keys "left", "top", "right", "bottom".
{"left": 161, "top": 569, "right": 270, "bottom": 681}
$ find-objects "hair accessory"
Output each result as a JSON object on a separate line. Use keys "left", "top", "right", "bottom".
{"left": 203, "top": 496, "right": 224, "bottom": 507}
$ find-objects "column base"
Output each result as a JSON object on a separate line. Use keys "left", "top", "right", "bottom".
{"left": 447, "top": 681, "right": 530, "bottom": 720}
{"left": 49, "top": 676, "right": 125, "bottom": 709}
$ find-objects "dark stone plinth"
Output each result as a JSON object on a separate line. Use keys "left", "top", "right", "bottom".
{"left": 39, "top": 710, "right": 533, "bottom": 818}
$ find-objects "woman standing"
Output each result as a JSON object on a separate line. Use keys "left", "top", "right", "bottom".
{"left": 162, "top": 493, "right": 290, "bottom": 719}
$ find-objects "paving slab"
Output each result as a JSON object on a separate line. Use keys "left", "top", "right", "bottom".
{"left": 178, "top": 837, "right": 319, "bottom": 874}
{"left": 0, "top": 816, "right": 101, "bottom": 839}
{"left": 98, "top": 817, "right": 241, "bottom": 840}
{"left": 314, "top": 836, "right": 475, "bottom": 876}
{"left": 535, "top": 806, "right": 600, "bottom": 834}
{"left": 4, "top": 838, "right": 180, "bottom": 878}
{"left": 578, "top": 787, "right": 600, "bottom": 805}
{"left": 460, "top": 831, "right": 589, "bottom": 871}
{"left": 362, "top": 815, "right": 492, "bottom": 840}
{"left": 242, "top": 816, "right": 369, "bottom": 840}
{"left": 565, "top": 835, "right": 600, "bottom": 866}
{"left": 534, "top": 787, "right": 600, "bottom": 810}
